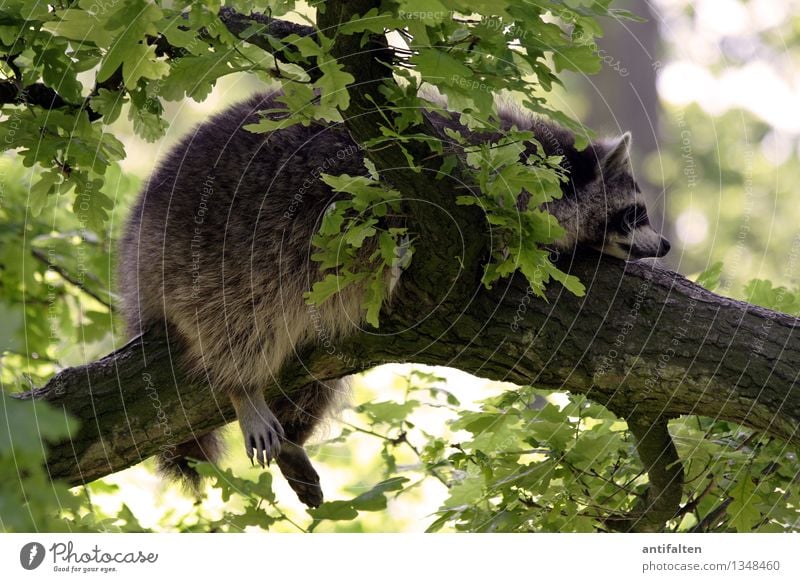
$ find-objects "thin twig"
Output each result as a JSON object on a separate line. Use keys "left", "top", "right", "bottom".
{"left": 31, "top": 247, "right": 114, "bottom": 310}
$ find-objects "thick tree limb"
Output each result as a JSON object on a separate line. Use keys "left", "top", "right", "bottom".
{"left": 17, "top": 255, "right": 800, "bottom": 486}
{"left": 317, "top": 0, "right": 489, "bottom": 305}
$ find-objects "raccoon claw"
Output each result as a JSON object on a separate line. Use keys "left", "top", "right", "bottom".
{"left": 244, "top": 420, "right": 284, "bottom": 467}
{"left": 233, "top": 392, "right": 285, "bottom": 468}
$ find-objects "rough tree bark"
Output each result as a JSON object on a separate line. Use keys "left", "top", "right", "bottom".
{"left": 19, "top": 255, "right": 800, "bottom": 528}
{"left": 12, "top": 4, "right": 800, "bottom": 533}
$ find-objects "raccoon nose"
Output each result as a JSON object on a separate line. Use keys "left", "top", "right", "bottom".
{"left": 658, "top": 237, "right": 671, "bottom": 257}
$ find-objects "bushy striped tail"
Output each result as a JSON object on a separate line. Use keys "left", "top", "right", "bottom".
{"left": 156, "top": 430, "right": 224, "bottom": 491}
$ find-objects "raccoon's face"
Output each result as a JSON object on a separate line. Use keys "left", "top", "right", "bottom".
{"left": 587, "top": 132, "right": 670, "bottom": 260}
{"left": 600, "top": 199, "right": 671, "bottom": 259}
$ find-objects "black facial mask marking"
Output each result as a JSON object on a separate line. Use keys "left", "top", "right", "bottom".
{"left": 610, "top": 203, "right": 649, "bottom": 235}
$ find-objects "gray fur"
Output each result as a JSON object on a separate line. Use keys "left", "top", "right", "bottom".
{"left": 118, "top": 90, "right": 668, "bottom": 505}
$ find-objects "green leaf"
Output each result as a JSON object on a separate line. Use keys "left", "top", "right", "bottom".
{"left": 40, "top": 49, "right": 83, "bottom": 103}
{"left": 305, "top": 271, "right": 366, "bottom": 305}
{"left": 308, "top": 477, "right": 408, "bottom": 521}
{"left": 443, "top": 470, "right": 485, "bottom": 507}
{"left": 73, "top": 180, "right": 113, "bottom": 233}
{"left": 306, "top": 273, "right": 345, "bottom": 305}
{"left": 727, "top": 475, "right": 761, "bottom": 532}
{"left": 363, "top": 272, "right": 384, "bottom": 328}
{"left": 316, "top": 59, "right": 355, "bottom": 115}
{"left": 569, "top": 432, "right": 618, "bottom": 466}
{"left": 308, "top": 500, "right": 359, "bottom": 521}
{"left": 320, "top": 206, "right": 346, "bottom": 236}
{"left": 463, "top": 412, "right": 524, "bottom": 454}
{"left": 28, "top": 171, "right": 61, "bottom": 215}
{"left": 494, "top": 460, "right": 556, "bottom": 494}
{"left": 546, "top": 263, "right": 585, "bottom": 296}
{"left": 350, "top": 477, "right": 408, "bottom": 511}
{"left": 0, "top": 25, "right": 20, "bottom": 46}
{"left": 97, "top": 0, "right": 169, "bottom": 89}
{"left": 43, "top": 9, "right": 116, "bottom": 46}
{"left": 742, "top": 279, "right": 800, "bottom": 314}
{"left": 553, "top": 45, "right": 602, "bottom": 74}
{"left": 397, "top": 0, "right": 450, "bottom": 22}
{"left": 343, "top": 220, "right": 377, "bottom": 248}
{"left": 412, "top": 48, "right": 474, "bottom": 86}
{"left": 338, "top": 8, "right": 400, "bottom": 34}
{"left": 0, "top": 392, "right": 78, "bottom": 457}
{"left": 245, "top": 82, "right": 316, "bottom": 132}
{"left": 527, "top": 406, "right": 575, "bottom": 450}
{"left": 128, "top": 101, "right": 168, "bottom": 142}
{"left": 695, "top": 261, "right": 723, "bottom": 291}
{"left": 160, "top": 55, "right": 246, "bottom": 102}
{"left": 90, "top": 89, "right": 128, "bottom": 124}
{"left": 320, "top": 174, "right": 400, "bottom": 212}
{"left": 378, "top": 231, "right": 397, "bottom": 263}
{"left": 158, "top": 17, "right": 203, "bottom": 51}
{"left": 0, "top": 392, "right": 83, "bottom": 532}
{"left": 357, "top": 400, "right": 420, "bottom": 424}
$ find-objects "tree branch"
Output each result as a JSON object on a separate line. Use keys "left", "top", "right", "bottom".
{"left": 0, "top": 9, "right": 319, "bottom": 116}
{"left": 31, "top": 248, "right": 115, "bottom": 311}
{"left": 217, "top": 6, "right": 318, "bottom": 76}
{"left": 16, "top": 255, "right": 800, "bottom": 490}
{"left": 0, "top": 81, "right": 69, "bottom": 111}
{"left": 604, "top": 416, "right": 685, "bottom": 532}
{"left": 317, "top": 0, "right": 489, "bottom": 303}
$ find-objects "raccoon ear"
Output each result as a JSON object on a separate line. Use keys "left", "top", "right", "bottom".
{"left": 599, "top": 131, "right": 632, "bottom": 179}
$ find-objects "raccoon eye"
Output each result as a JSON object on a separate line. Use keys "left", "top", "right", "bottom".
{"left": 625, "top": 205, "right": 649, "bottom": 231}
{"left": 612, "top": 204, "right": 649, "bottom": 234}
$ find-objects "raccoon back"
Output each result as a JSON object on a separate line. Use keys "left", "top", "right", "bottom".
{"left": 118, "top": 92, "right": 368, "bottom": 390}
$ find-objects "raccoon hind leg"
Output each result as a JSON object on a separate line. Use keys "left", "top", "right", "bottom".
{"left": 275, "top": 442, "right": 323, "bottom": 508}
{"left": 272, "top": 379, "right": 345, "bottom": 508}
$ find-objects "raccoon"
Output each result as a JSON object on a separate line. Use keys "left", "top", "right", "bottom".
{"left": 118, "top": 91, "right": 669, "bottom": 507}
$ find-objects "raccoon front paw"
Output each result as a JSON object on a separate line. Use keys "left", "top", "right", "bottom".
{"left": 231, "top": 391, "right": 285, "bottom": 467}
{"left": 244, "top": 416, "right": 285, "bottom": 468}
